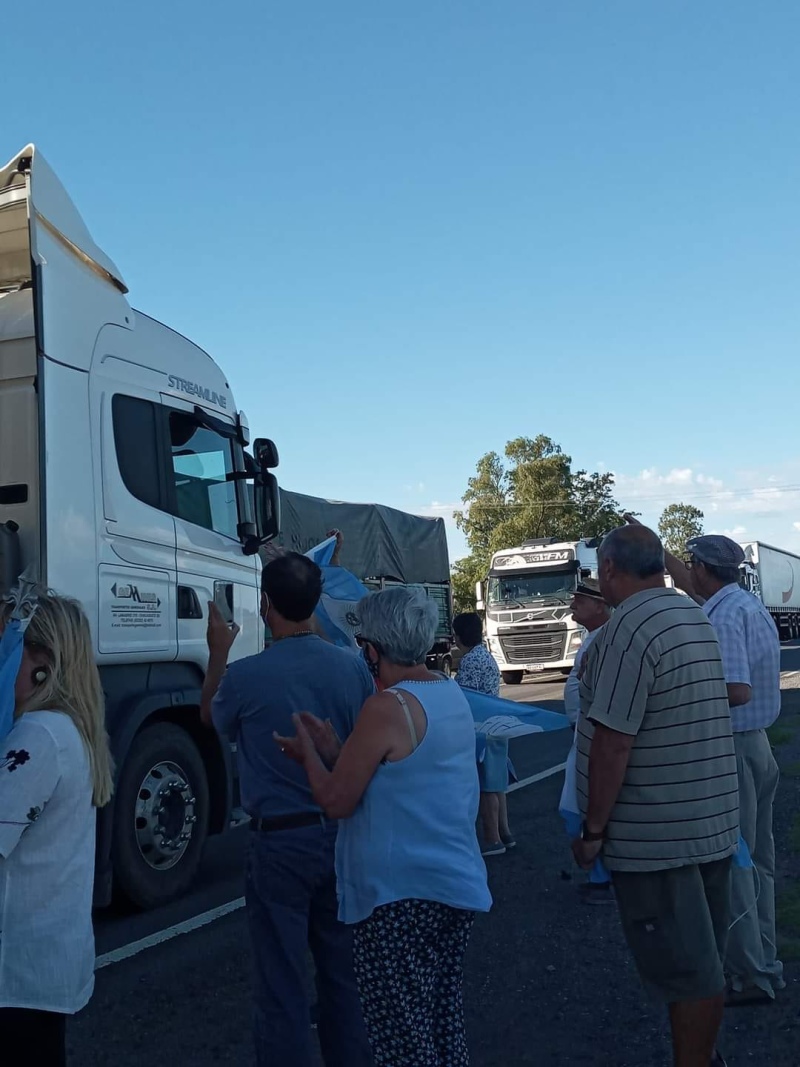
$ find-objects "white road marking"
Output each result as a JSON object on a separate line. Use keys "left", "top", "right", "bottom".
{"left": 97, "top": 760, "right": 568, "bottom": 970}
{"left": 508, "top": 761, "right": 566, "bottom": 792}
{"left": 95, "top": 897, "right": 245, "bottom": 970}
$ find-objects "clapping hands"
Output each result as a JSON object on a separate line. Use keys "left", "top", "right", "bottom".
{"left": 274, "top": 713, "right": 343, "bottom": 767}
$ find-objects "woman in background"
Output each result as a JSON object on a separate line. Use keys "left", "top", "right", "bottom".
{"left": 453, "top": 612, "right": 515, "bottom": 856}
{"left": 0, "top": 591, "right": 114, "bottom": 1066}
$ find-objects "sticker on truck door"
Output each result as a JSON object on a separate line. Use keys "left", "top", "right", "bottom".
{"left": 98, "top": 565, "right": 174, "bottom": 655}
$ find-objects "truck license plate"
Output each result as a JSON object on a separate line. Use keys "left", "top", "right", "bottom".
{"left": 529, "top": 664, "right": 545, "bottom": 672}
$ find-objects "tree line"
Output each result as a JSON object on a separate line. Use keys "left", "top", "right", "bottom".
{"left": 450, "top": 435, "right": 704, "bottom": 612}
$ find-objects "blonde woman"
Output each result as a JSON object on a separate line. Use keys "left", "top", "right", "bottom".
{"left": 0, "top": 591, "right": 113, "bottom": 1066}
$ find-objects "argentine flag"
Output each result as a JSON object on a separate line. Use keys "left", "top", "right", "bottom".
{"left": 305, "top": 537, "right": 368, "bottom": 649}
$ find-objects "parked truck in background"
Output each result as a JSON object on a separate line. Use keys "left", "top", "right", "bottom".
{"left": 272, "top": 488, "right": 455, "bottom": 673}
{"left": 0, "top": 143, "right": 280, "bottom": 909}
{"left": 739, "top": 541, "right": 800, "bottom": 641}
{"left": 475, "top": 537, "right": 601, "bottom": 684}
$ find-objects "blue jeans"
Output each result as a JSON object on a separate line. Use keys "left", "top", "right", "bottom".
{"left": 245, "top": 822, "right": 373, "bottom": 1067}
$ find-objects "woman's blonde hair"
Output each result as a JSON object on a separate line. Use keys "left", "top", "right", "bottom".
{"left": 3, "top": 591, "right": 114, "bottom": 807}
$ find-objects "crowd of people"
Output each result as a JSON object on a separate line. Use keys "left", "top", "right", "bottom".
{"left": 566, "top": 522, "right": 782, "bottom": 1067}
{"left": 0, "top": 519, "right": 786, "bottom": 1067}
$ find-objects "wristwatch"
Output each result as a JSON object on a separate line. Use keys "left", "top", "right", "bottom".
{"left": 580, "top": 820, "right": 605, "bottom": 843}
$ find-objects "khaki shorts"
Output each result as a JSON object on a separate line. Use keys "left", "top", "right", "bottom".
{"left": 612, "top": 856, "right": 732, "bottom": 1003}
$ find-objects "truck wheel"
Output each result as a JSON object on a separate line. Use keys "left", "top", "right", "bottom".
{"left": 502, "top": 671, "right": 524, "bottom": 686}
{"left": 441, "top": 655, "right": 453, "bottom": 678}
{"left": 112, "top": 722, "right": 209, "bottom": 910}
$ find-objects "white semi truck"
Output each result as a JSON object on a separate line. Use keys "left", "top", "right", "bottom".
{"left": 476, "top": 537, "right": 601, "bottom": 684}
{"left": 0, "top": 144, "right": 280, "bottom": 908}
{"left": 739, "top": 541, "right": 800, "bottom": 641}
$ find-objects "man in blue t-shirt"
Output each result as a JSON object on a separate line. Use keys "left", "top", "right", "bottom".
{"left": 200, "top": 553, "right": 374, "bottom": 1067}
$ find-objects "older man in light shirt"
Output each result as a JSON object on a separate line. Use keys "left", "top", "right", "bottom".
{"left": 656, "top": 532, "right": 783, "bottom": 1007}
{"left": 560, "top": 577, "right": 611, "bottom": 903}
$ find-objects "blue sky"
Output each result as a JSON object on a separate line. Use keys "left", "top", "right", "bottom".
{"left": 4, "top": 1, "right": 800, "bottom": 559}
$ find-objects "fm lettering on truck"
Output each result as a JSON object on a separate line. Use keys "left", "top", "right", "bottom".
{"left": 110, "top": 583, "right": 164, "bottom": 631}
{"left": 167, "top": 374, "right": 228, "bottom": 409}
{"left": 494, "top": 549, "right": 574, "bottom": 567}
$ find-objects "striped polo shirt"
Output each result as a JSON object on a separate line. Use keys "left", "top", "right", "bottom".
{"left": 575, "top": 587, "right": 738, "bottom": 873}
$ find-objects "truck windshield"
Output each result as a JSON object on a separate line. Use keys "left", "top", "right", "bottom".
{"left": 488, "top": 572, "right": 576, "bottom": 606}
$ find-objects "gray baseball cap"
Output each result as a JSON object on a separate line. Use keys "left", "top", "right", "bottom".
{"left": 685, "top": 534, "right": 745, "bottom": 569}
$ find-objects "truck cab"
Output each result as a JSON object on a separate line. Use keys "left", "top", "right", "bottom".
{"left": 0, "top": 143, "right": 279, "bottom": 907}
{"left": 477, "top": 537, "right": 599, "bottom": 684}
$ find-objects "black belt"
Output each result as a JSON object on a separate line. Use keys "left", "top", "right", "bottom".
{"left": 249, "top": 812, "right": 328, "bottom": 833}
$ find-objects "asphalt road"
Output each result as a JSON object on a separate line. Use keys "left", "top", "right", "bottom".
{"left": 76, "top": 646, "right": 800, "bottom": 1066}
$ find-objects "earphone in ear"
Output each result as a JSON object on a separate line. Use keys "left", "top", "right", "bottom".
{"left": 32, "top": 668, "right": 48, "bottom": 686}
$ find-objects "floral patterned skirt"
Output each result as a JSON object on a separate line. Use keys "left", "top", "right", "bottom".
{"left": 353, "top": 898, "right": 475, "bottom": 1066}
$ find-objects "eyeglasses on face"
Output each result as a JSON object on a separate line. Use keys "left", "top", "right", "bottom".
{"left": 355, "top": 634, "right": 383, "bottom": 653}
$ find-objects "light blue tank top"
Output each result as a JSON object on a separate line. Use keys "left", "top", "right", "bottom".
{"left": 335, "top": 678, "right": 493, "bottom": 924}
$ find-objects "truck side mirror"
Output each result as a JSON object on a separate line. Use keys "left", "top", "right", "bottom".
{"left": 254, "top": 472, "right": 280, "bottom": 543}
{"left": 253, "top": 437, "right": 279, "bottom": 470}
{"left": 475, "top": 580, "right": 485, "bottom": 612}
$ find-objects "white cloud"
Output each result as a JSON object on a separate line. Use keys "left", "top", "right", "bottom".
{"left": 718, "top": 525, "right": 748, "bottom": 538}
{"left": 415, "top": 501, "right": 460, "bottom": 526}
{"left": 613, "top": 464, "right": 800, "bottom": 554}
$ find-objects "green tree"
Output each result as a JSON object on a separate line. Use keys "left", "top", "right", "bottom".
{"left": 451, "top": 435, "right": 625, "bottom": 609}
{"left": 658, "top": 503, "right": 704, "bottom": 556}
{"left": 451, "top": 555, "right": 485, "bottom": 615}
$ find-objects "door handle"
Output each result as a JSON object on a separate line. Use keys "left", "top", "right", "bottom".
{"left": 177, "top": 586, "right": 203, "bottom": 620}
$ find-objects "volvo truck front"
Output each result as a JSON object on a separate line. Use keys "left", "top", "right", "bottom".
{"left": 476, "top": 537, "right": 600, "bottom": 684}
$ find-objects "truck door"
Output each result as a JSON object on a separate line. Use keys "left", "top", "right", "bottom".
{"left": 162, "top": 397, "right": 260, "bottom": 667}
{"left": 92, "top": 340, "right": 178, "bottom": 660}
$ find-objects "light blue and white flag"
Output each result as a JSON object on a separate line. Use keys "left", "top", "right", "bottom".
{"left": 0, "top": 574, "right": 39, "bottom": 741}
{"left": 461, "top": 686, "right": 569, "bottom": 739}
{"left": 305, "top": 538, "right": 368, "bottom": 649}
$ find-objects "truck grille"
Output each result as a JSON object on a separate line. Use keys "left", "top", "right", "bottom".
{"left": 499, "top": 628, "right": 565, "bottom": 664}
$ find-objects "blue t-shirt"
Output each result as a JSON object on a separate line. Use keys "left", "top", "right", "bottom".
{"left": 212, "top": 635, "right": 374, "bottom": 818}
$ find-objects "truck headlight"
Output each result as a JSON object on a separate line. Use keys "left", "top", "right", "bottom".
{"left": 568, "top": 630, "right": 584, "bottom": 649}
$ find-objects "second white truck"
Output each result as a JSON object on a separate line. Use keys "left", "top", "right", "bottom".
{"left": 739, "top": 541, "right": 800, "bottom": 641}
{"left": 476, "top": 537, "right": 600, "bottom": 684}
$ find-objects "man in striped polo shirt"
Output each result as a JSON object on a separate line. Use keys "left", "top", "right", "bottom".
{"left": 572, "top": 525, "right": 737, "bottom": 1067}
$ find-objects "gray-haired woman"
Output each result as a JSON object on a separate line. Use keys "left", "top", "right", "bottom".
{"left": 276, "top": 585, "right": 491, "bottom": 1067}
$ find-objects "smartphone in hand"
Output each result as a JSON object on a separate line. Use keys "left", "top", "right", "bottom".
{"left": 213, "top": 581, "right": 234, "bottom": 626}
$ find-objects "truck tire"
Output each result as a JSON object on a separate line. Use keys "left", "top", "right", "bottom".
{"left": 112, "top": 722, "right": 209, "bottom": 910}
{"left": 502, "top": 671, "right": 524, "bottom": 686}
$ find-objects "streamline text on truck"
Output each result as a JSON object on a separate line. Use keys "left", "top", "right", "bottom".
{"left": 476, "top": 537, "right": 600, "bottom": 684}
{"left": 0, "top": 143, "right": 281, "bottom": 908}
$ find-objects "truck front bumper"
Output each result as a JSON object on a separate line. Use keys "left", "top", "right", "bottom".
{"left": 487, "top": 629, "right": 584, "bottom": 673}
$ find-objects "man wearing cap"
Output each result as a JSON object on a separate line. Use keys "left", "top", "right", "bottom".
{"left": 560, "top": 577, "right": 612, "bottom": 903}
{"left": 563, "top": 578, "right": 610, "bottom": 728}
{"left": 661, "top": 532, "right": 783, "bottom": 1006}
